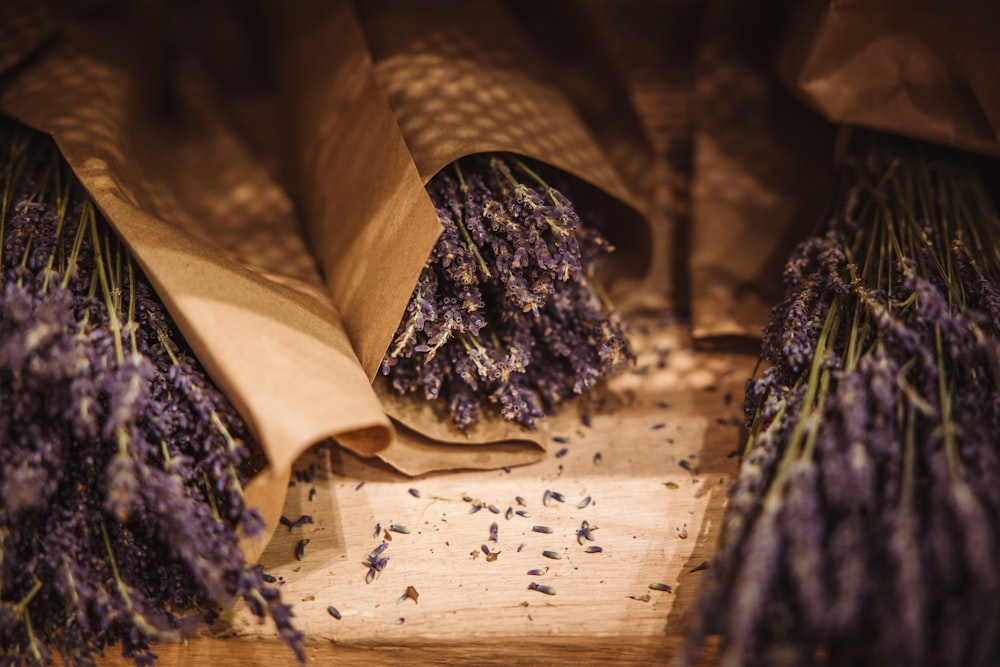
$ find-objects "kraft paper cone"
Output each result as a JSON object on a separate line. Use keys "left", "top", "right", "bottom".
{"left": 0, "top": 10, "right": 392, "bottom": 559}
{"left": 0, "top": 0, "right": 56, "bottom": 77}
{"left": 270, "top": 0, "right": 655, "bottom": 474}
{"left": 689, "top": 0, "right": 835, "bottom": 343}
{"left": 695, "top": 0, "right": 1000, "bottom": 342}
{"left": 357, "top": 0, "right": 654, "bottom": 290}
{"left": 778, "top": 0, "right": 1000, "bottom": 158}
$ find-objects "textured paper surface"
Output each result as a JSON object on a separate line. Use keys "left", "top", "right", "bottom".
{"left": 358, "top": 1, "right": 649, "bottom": 214}
{"left": 519, "top": 0, "right": 684, "bottom": 313}
{"left": 690, "top": 0, "right": 1000, "bottom": 341}
{"left": 270, "top": 0, "right": 655, "bottom": 473}
{"left": 689, "top": 0, "right": 836, "bottom": 342}
{"left": 779, "top": 0, "right": 1000, "bottom": 158}
{"left": 0, "top": 0, "right": 56, "bottom": 77}
{"left": 0, "top": 11, "right": 393, "bottom": 559}
{"left": 0, "top": 1, "right": 702, "bottom": 549}
{"left": 357, "top": 0, "right": 655, "bottom": 297}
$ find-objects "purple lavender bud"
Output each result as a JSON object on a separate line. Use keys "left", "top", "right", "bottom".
{"left": 381, "top": 154, "right": 633, "bottom": 430}
{"left": 0, "top": 119, "right": 303, "bottom": 663}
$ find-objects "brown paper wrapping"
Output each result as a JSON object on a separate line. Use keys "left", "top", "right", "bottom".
{"left": 553, "top": 0, "right": 690, "bottom": 314}
{"left": 689, "top": 0, "right": 836, "bottom": 343}
{"left": 778, "top": 0, "right": 1000, "bottom": 158}
{"left": 0, "top": 11, "right": 393, "bottom": 560}
{"left": 693, "top": 0, "right": 1000, "bottom": 342}
{"left": 0, "top": 1, "right": 683, "bottom": 555}
{"left": 359, "top": 1, "right": 655, "bottom": 217}
{"left": 0, "top": 0, "right": 56, "bottom": 77}
{"left": 364, "top": 0, "right": 664, "bottom": 312}
{"left": 269, "top": 0, "right": 655, "bottom": 472}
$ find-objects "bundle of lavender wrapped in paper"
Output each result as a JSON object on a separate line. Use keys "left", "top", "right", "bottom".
{"left": 0, "top": 120, "right": 303, "bottom": 665}
{"left": 380, "top": 155, "right": 632, "bottom": 429}
{"left": 683, "top": 132, "right": 1000, "bottom": 667}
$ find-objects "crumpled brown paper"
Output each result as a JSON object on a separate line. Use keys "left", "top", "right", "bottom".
{"left": 0, "top": 0, "right": 662, "bottom": 551}
{"left": 0, "top": 8, "right": 392, "bottom": 560}
{"left": 268, "top": 0, "right": 656, "bottom": 473}
{"left": 691, "top": 0, "right": 1000, "bottom": 343}
{"left": 0, "top": 0, "right": 55, "bottom": 77}
{"left": 689, "top": 0, "right": 836, "bottom": 343}
{"left": 778, "top": 0, "right": 1000, "bottom": 158}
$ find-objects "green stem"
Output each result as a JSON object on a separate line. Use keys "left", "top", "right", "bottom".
{"left": 17, "top": 576, "right": 43, "bottom": 611}
{"left": 492, "top": 157, "right": 520, "bottom": 191}
{"left": 126, "top": 258, "right": 138, "bottom": 354}
{"left": 459, "top": 332, "right": 491, "bottom": 377}
{"left": 895, "top": 358, "right": 938, "bottom": 417}
{"left": 743, "top": 390, "right": 784, "bottom": 459}
{"left": 107, "top": 232, "right": 122, "bottom": 315}
{"left": 789, "top": 299, "right": 840, "bottom": 449}
{"left": 62, "top": 202, "right": 92, "bottom": 289}
{"left": 24, "top": 607, "right": 43, "bottom": 664}
{"left": 764, "top": 299, "right": 841, "bottom": 501}
{"left": 99, "top": 518, "right": 125, "bottom": 590}
{"left": 962, "top": 178, "right": 1000, "bottom": 278}
{"left": 202, "top": 470, "right": 222, "bottom": 522}
{"left": 8, "top": 573, "right": 44, "bottom": 661}
{"left": 454, "top": 162, "right": 468, "bottom": 192}
{"left": 90, "top": 214, "right": 124, "bottom": 363}
{"left": 203, "top": 410, "right": 245, "bottom": 501}
{"left": 99, "top": 518, "right": 160, "bottom": 637}
{"left": 936, "top": 327, "right": 960, "bottom": 478}
{"left": 15, "top": 148, "right": 62, "bottom": 284}
{"left": 489, "top": 328, "right": 502, "bottom": 351}
{"left": 901, "top": 403, "right": 916, "bottom": 510}
{"left": 457, "top": 208, "right": 492, "bottom": 278}
{"left": 451, "top": 162, "right": 492, "bottom": 278}
{"left": 857, "top": 203, "right": 880, "bottom": 288}
{"left": 590, "top": 274, "right": 614, "bottom": 311}
{"left": 800, "top": 368, "right": 830, "bottom": 461}
{"left": 157, "top": 328, "right": 181, "bottom": 366}
{"left": 160, "top": 439, "right": 171, "bottom": 468}
{"left": 40, "top": 173, "right": 73, "bottom": 294}
{"left": 843, "top": 299, "right": 865, "bottom": 372}
{"left": 513, "top": 158, "right": 560, "bottom": 206}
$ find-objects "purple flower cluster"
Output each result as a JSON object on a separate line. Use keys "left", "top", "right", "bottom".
{"left": 0, "top": 120, "right": 304, "bottom": 665}
{"left": 683, "top": 133, "right": 1000, "bottom": 667}
{"left": 381, "top": 154, "right": 632, "bottom": 429}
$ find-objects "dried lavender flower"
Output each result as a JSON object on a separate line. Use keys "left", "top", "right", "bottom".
{"left": 380, "top": 154, "right": 633, "bottom": 429}
{"left": 0, "top": 118, "right": 303, "bottom": 665}
{"left": 682, "top": 131, "right": 1000, "bottom": 667}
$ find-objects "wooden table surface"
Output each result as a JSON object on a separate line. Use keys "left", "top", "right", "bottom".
{"left": 107, "top": 317, "right": 755, "bottom": 666}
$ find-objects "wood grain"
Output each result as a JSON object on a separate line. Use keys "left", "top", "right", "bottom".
{"left": 97, "top": 318, "right": 754, "bottom": 666}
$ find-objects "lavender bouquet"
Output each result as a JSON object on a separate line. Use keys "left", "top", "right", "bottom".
{"left": 682, "top": 132, "right": 1000, "bottom": 667}
{"left": 0, "top": 120, "right": 303, "bottom": 665}
{"left": 380, "top": 154, "right": 632, "bottom": 430}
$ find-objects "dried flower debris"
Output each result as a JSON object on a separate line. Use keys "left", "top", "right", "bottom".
{"left": 527, "top": 582, "right": 557, "bottom": 596}
{"left": 364, "top": 541, "right": 390, "bottom": 584}
{"left": 399, "top": 586, "right": 419, "bottom": 604}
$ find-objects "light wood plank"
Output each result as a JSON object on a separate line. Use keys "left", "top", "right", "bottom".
{"left": 100, "top": 317, "right": 753, "bottom": 666}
